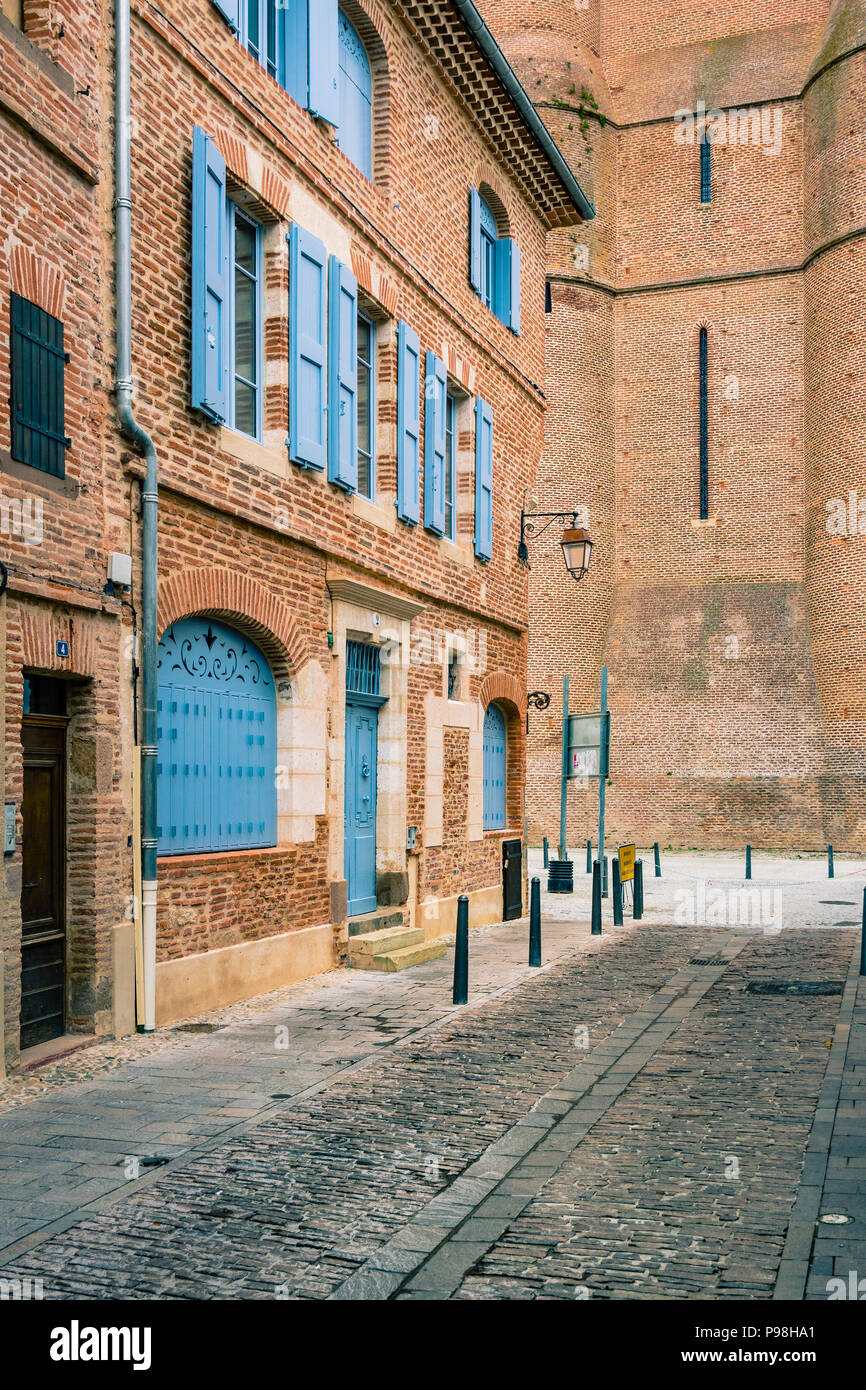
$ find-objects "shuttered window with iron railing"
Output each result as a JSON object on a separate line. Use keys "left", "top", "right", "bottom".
{"left": 9, "top": 293, "right": 70, "bottom": 477}
{"left": 346, "top": 640, "right": 381, "bottom": 697}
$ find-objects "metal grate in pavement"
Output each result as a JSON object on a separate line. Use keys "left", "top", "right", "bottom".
{"left": 746, "top": 980, "right": 844, "bottom": 997}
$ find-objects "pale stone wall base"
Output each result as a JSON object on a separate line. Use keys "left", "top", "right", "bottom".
{"left": 155, "top": 923, "right": 335, "bottom": 1027}
{"left": 111, "top": 921, "right": 136, "bottom": 1039}
{"left": 418, "top": 884, "right": 504, "bottom": 942}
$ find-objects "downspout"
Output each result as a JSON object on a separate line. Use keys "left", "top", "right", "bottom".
{"left": 115, "top": 0, "right": 158, "bottom": 1031}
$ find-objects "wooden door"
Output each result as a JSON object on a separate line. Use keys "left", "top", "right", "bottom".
{"left": 20, "top": 715, "right": 66, "bottom": 1049}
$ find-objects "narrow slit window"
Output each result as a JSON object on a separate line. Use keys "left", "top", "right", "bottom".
{"left": 699, "top": 326, "right": 709, "bottom": 519}
{"left": 700, "top": 132, "right": 712, "bottom": 204}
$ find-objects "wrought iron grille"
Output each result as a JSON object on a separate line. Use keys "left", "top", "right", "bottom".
{"left": 346, "top": 640, "right": 381, "bottom": 696}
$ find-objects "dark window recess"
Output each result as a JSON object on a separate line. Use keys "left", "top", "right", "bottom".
{"left": 447, "top": 652, "right": 460, "bottom": 700}
{"left": 23, "top": 675, "right": 67, "bottom": 717}
{"left": 545, "top": 280, "right": 552, "bottom": 313}
{"left": 10, "top": 293, "right": 70, "bottom": 477}
{"left": 699, "top": 325, "right": 709, "bottom": 519}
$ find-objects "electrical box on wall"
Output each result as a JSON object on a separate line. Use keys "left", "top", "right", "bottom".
{"left": 107, "top": 552, "right": 133, "bottom": 588}
{"left": 406, "top": 825, "right": 418, "bottom": 852}
{"left": 4, "top": 803, "right": 15, "bottom": 855}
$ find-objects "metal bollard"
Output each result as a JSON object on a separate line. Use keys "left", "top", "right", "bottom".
{"left": 452, "top": 894, "right": 469, "bottom": 1004}
{"left": 543, "top": 836, "right": 549, "bottom": 869}
{"left": 529, "top": 876, "right": 542, "bottom": 967}
{"left": 601, "top": 855, "right": 609, "bottom": 899}
{"left": 746, "top": 844, "right": 752, "bottom": 880}
{"left": 861, "top": 887, "right": 866, "bottom": 978}
{"left": 828, "top": 844, "right": 834, "bottom": 879}
{"left": 633, "top": 859, "right": 644, "bottom": 920}
{"left": 612, "top": 856, "right": 623, "bottom": 926}
{"left": 586, "top": 838, "right": 592, "bottom": 874}
{"left": 654, "top": 842, "right": 661, "bottom": 878}
{"left": 591, "top": 859, "right": 602, "bottom": 935}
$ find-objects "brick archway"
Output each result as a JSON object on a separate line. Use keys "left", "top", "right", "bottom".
{"left": 480, "top": 671, "right": 525, "bottom": 716}
{"left": 158, "top": 567, "right": 310, "bottom": 685}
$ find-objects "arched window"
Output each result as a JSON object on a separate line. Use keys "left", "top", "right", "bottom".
{"left": 699, "top": 326, "right": 709, "bottom": 519}
{"left": 337, "top": 10, "right": 372, "bottom": 179}
{"left": 157, "top": 617, "right": 277, "bottom": 855}
{"left": 483, "top": 702, "right": 507, "bottom": 830}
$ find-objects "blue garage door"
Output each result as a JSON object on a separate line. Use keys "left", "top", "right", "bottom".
{"left": 157, "top": 617, "right": 277, "bottom": 855}
{"left": 483, "top": 702, "right": 507, "bottom": 830}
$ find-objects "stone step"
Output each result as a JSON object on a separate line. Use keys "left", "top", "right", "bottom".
{"left": 347, "top": 910, "right": 405, "bottom": 938}
{"left": 348, "top": 938, "right": 447, "bottom": 973}
{"left": 348, "top": 925, "right": 424, "bottom": 957}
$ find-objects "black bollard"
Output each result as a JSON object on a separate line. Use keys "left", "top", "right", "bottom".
{"left": 828, "top": 844, "right": 834, "bottom": 879}
{"left": 543, "top": 836, "right": 549, "bottom": 869}
{"left": 586, "top": 838, "right": 592, "bottom": 873}
{"left": 654, "top": 842, "right": 661, "bottom": 878}
{"left": 591, "top": 860, "right": 602, "bottom": 935}
{"left": 746, "top": 844, "right": 752, "bottom": 880}
{"left": 633, "top": 859, "right": 644, "bottom": 920}
{"left": 452, "top": 894, "right": 469, "bottom": 1004}
{"left": 612, "top": 856, "right": 623, "bottom": 926}
{"left": 529, "top": 877, "right": 542, "bottom": 967}
{"left": 861, "top": 886, "right": 866, "bottom": 978}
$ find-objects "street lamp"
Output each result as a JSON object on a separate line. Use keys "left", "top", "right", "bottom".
{"left": 517, "top": 505, "right": 593, "bottom": 580}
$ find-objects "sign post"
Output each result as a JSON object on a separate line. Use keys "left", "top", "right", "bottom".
{"left": 559, "top": 674, "right": 569, "bottom": 860}
{"left": 598, "top": 667, "right": 607, "bottom": 895}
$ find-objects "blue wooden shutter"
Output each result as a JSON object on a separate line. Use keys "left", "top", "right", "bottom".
{"left": 337, "top": 9, "right": 372, "bottom": 178}
{"left": 700, "top": 133, "right": 712, "bottom": 203}
{"left": 308, "top": 0, "right": 339, "bottom": 126}
{"left": 191, "top": 126, "right": 228, "bottom": 423}
{"left": 494, "top": 238, "right": 521, "bottom": 334}
{"left": 210, "top": 0, "right": 240, "bottom": 32}
{"left": 289, "top": 223, "right": 328, "bottom": 470}
{"left": 328, "top": 254, "right": 358, "bottom": 492}
{"left": 474, "top": 396, "right": 493, "bottom": 561}
{"left": 483, "top": 703, "right": 507, "bottom": 830}
{"left": 9, "top": 294, "right": 70, "bottom": 477}
{"left": 469, "top": 186, "right": 482, "bottom": 294}
{"left": 396, "top": 320, "right": 421, "bottom": 525}
{"left": 156, "top": 618, "right": 277, "bottom": 855}
{"left": 424, "top": 351, "right": 447, "bottom": 536}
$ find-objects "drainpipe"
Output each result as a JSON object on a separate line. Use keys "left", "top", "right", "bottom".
{"left": 115, "top": 0, "right": 158, "bottom": 1031}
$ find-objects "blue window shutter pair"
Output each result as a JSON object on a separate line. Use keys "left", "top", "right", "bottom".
{"left": 496, "top": 238, "right": 521, "bottom": 335}
{"left": 396, "top": 321, "right": 421, "bottom": 525}
{"left": 469, "top": 187, "right": 482, "bottom": 294}
{"left": 474, "top": 396, "right": 493, "bottom": 561}
{"left": 191, "top": 126, "right": 228, "bottom": 423}
{"left": 211, "top": 1, "right": 338, "bottom": 124}
{"left": 288, "top": 223, "right": 328, "bottom": 470}
{"left": 328, "top": 255, "right": 358, "bottom": 491}
{"left": 424, "top": 352, "right": 447, "bottom": 536}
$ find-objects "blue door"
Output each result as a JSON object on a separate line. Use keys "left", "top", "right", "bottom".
{"left": 345, "top": 701, "right": 378, "bottom": 913}
{"left": 483, "top": 702, "right": 507, "bottom": 830}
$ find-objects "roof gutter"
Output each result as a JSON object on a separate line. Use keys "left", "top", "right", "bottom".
{"left": 450, "top": 0, "right": 596, "bottom": 221}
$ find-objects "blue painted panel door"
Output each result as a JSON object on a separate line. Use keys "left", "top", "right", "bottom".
{"left": 345, "top": 702, "right": 378, "bottom": 914}
{"left": 483, "top": 702, "right": 507, "bottom": 830}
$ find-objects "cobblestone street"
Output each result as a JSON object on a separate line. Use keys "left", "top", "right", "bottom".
{"left": 1, "top": 853, "right": 863, "bottom": 1302}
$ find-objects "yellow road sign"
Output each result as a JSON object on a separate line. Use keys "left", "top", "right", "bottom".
{"left": 618, "top": 844, "right": 636, "bottom": 882}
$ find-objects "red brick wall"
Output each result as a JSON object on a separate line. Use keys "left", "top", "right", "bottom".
{"left": 479, "top": 0, "right": 866, "bottom": 850}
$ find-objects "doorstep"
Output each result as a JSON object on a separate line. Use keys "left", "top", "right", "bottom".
{"left": 19, "top": 1033, "right": 98, "bottom": 1072}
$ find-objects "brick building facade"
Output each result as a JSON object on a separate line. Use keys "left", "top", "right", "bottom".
{"left": 478, "top": 0, "right": 866, "bottom": 852}
{"left": 1, "top": 0, "right": 586, "bottom": 1063}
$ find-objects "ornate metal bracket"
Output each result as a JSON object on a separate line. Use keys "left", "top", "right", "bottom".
{"left": 527, "top": 691, "right": 551, "bottom": 712}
